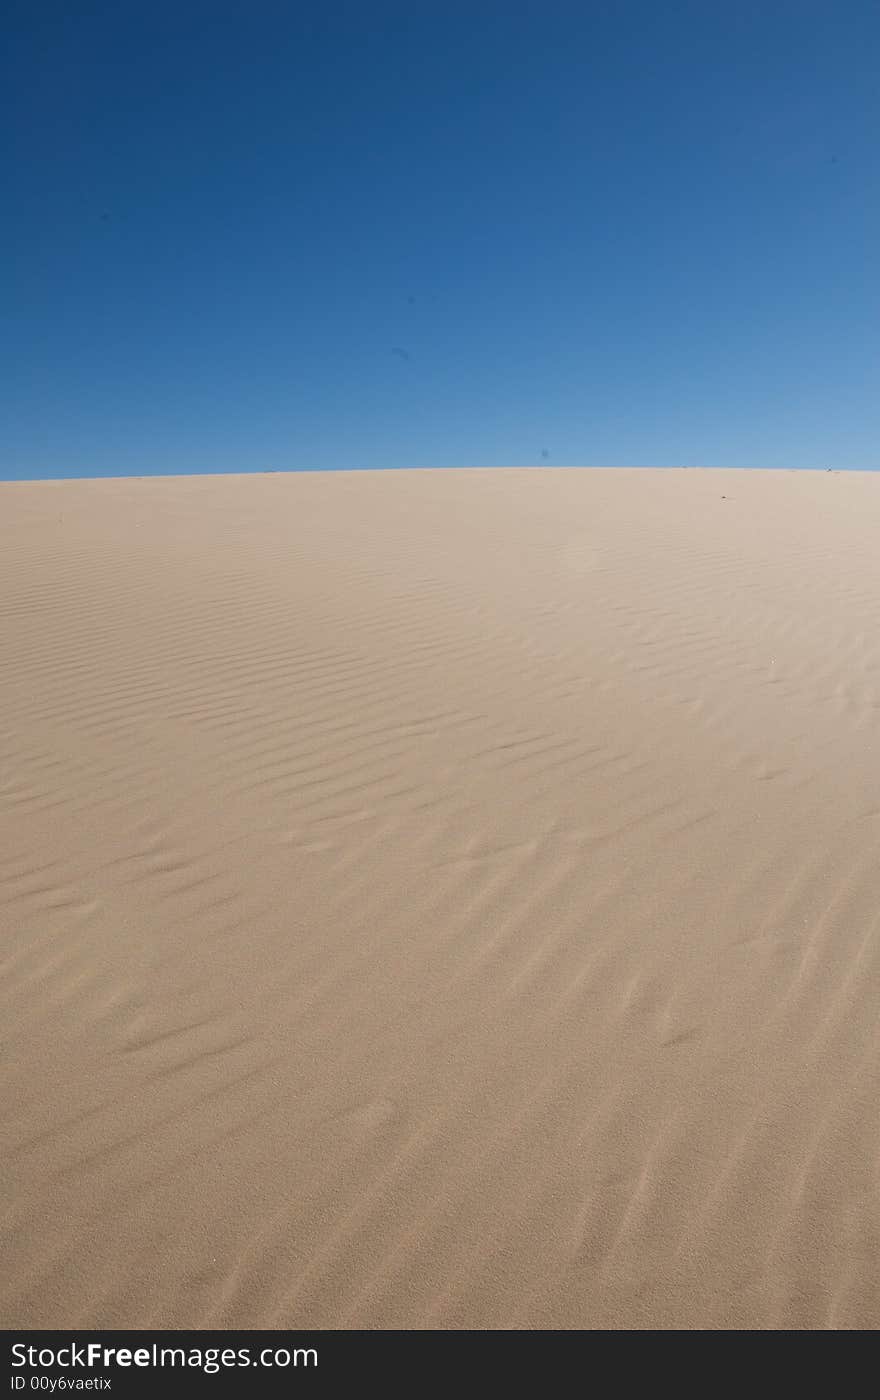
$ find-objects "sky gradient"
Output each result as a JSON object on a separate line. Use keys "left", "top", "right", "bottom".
{"left": 4, "top": 1, "right": 878, "bottom": 480}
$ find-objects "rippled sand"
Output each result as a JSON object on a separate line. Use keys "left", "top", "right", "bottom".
{"left": 2, "top": 467, "right": 879, "bottom": 1328}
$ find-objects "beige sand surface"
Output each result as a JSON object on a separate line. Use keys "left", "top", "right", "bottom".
{"left": 2, "top": 466, "right": 879, "bottom": 1329}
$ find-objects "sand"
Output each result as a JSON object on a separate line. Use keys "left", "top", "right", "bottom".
{"left": 1, "top": 466, "right": 879, "bottom": 1330}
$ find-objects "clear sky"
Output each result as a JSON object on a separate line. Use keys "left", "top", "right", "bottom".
{"left": 4, "top": 1, "right": 878, "bottom": 480}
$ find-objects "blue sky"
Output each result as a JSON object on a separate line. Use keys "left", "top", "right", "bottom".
{"left": 4, "top": 1, "right": 878, "bottom": 480}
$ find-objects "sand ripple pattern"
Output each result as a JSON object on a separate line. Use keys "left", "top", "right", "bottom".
{"left": 2, "top": 467, "right": 880, "bottom": 1328}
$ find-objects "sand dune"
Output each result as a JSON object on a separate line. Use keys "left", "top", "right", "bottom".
{"left": 2, "top": 466, "right": 880, "bottom": 1329}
